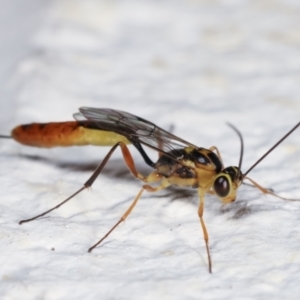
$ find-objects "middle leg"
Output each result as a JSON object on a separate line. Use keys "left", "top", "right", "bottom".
{"left": 88, "top": 178, "right": 171, "bottom": 252}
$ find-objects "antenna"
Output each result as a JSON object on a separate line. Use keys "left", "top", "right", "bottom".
{"left": 243, "top": 121, "right": 300, "bottom": 177}
{"left": 227, "top": 123, "right": 244, "bottom": 179}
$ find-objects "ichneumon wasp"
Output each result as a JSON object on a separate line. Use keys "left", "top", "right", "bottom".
{"left": 1, "top": 107, "right": 299, "bottom": 273}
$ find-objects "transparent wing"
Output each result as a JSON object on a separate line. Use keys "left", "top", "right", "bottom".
{"left": 74, "top": 107, "right": 197, "bottom": 154}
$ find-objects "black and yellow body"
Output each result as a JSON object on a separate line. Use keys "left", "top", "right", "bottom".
{"left": 155, "top": 147, "right": 243, "bottom": 204}
{"left": 4, "top": 106, "right": 299, "bottom": 274}
{"left": 12, "top": 120, "right": 243, "bottom": 204}
{"left": 155, "top": 147, "right": 222, "bottom": 188}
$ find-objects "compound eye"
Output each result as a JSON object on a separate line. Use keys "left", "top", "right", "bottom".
{"left": 214, "top": 176, "right": 230, "bottom": 198}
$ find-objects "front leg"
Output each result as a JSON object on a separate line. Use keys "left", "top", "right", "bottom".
{"left": 197, "top": 188, "right": 212, "bottom": 273}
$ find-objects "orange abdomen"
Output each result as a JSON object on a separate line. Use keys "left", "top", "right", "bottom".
{"left": 11, "top": 122, "right": 130, "bottom": 148}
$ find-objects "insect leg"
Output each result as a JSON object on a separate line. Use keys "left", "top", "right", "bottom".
{"left": 132, "top": 141, "right": 155, "bottom": 168}
{"left": 197, "top": 189, "right": 212, "bottom": 273}
{"left": 244, "top": 176, "right": 300, "bottom": 201}
{"left": 88, "top": 179, "right": 170, "bottom": 252}
{"left": 19, "top": 142, "right": 152, "bottom": 225}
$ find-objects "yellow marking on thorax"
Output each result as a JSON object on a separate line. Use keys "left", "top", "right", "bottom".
{"left": 195, "top": 168, "right": 217, "bottom": 190}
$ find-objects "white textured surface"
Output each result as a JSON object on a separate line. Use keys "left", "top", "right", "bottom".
{"left": 1, "top": 1, "right": 300, "bottom": 299}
